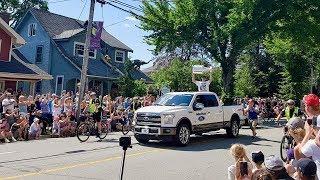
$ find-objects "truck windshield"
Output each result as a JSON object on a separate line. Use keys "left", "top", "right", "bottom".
{"left": 155, "top": 94, "right": 194, "bottom": 106}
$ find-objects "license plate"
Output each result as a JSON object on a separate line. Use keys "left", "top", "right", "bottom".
{"left": 141, "top": 128, "right": 149, "bottom": 134}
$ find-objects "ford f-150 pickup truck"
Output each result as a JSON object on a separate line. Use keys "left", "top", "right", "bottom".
{"left": 134, "top": 92, "right": 245, "bottom": 146}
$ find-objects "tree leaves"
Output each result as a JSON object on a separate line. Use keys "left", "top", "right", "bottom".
{"left": 0, "top": 0, "right": 48, "bottom": 26}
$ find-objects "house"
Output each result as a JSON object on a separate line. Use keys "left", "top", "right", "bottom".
{"left": 0, "top": 13, "right": 52, "bottom": 95}
{"left": 15, "top": 8, "right": 152, "bottom": 96}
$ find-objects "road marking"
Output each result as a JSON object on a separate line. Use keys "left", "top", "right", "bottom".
{"left": 0, "top": 152, "right": 15, "bottom": 155}
{"left": 0, "top": 149, "right": 166, "bottom": 180}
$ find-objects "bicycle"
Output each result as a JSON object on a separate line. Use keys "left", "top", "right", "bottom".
{"left": 280, "top": 126, "right": 295, "bottom": 162}
{"left": 76, "top": 115, "right": 110, "bottom": 142}
{"left": 117, "top": 112, "right": 134, "bottom": 135}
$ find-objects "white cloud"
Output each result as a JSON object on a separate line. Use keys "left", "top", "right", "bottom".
{"left": 125, "top": 16, "right": 138, "bottom": 22}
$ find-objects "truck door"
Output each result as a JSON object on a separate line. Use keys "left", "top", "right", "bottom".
{"left": 192, "top": 95, "right": 212, "bottom": 126}
{"left": 203, "top": 94, "right": 223, "bottom": 124}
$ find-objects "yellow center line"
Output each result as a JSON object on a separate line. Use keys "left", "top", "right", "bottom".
{"left": 0, "top": 149, "right": 167, "bottom": 180}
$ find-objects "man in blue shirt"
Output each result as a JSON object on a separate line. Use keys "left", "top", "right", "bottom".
{"left": 244, "top": 99, "right": 259, "bottom": 138}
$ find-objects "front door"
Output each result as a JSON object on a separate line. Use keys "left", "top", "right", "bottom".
{"left": 192, "top": 94, "right": 223, "bottom": 131}
{"left": 192, "top": 95, "right": 212, "bottom": 127}
{"left": 55, "top": 75, "right": 64, "bottom": 95}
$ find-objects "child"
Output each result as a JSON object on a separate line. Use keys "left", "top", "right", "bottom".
{"left": 29, "top": 118, "right": 41, "bottom": 140}
{"left": 251, "top": 151, "right": 265, "bottom": 179}
{"left": 228, "top": 144, "right": 252, "bottom": 180}
{"left": 0, "top": 118, "right": 13, "bottom": 143}
{"left": 52, "top": 116, "right": 60, "bottom": 137}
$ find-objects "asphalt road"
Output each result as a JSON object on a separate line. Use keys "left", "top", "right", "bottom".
{"left": 0, "top": 122, "right": 283, "bottom": 180}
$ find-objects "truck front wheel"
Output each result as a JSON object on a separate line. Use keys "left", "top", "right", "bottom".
{"left": 175, "top": 124, "right": 191, "bottom": 146}
{"left": 226, "top": 120, "right": 239, "bottom": 138}
{"left": 134, "top": 134, "right": 149, "bottom": 144}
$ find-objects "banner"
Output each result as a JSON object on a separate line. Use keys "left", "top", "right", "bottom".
{"left": 90, "top": 21, "right": 103, "bottom": 50}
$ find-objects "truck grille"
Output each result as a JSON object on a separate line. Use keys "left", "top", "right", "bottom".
{"left": 136, "top": 113, "right": 161, "bottom": 127}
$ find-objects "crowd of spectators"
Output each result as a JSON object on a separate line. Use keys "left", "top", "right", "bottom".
{"left": 0, "top": 88, "right": 156, "bottom": 143}
{"left": 229, "top": 94, "right": 320, "bottom": 180}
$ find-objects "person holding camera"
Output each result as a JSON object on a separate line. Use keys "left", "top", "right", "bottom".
{"left": 228, "top": 144, "right": 252, "bottom": 180}
{"left": 299, "top": 94, "right": 320, "bottom": 179}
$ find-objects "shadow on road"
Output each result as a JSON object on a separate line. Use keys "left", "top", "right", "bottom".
{"left": 140, "top": 132, "right": 281, "bottom": 152}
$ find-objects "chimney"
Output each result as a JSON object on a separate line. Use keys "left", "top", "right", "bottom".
{"left": 0, "top": 12, "right": 10, "bottom": 24}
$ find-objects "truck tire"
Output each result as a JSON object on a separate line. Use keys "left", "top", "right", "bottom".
{"left": 134, "top": 134, "right": 149, "bottom": 144}
{"left": 175, "top": 124, "right": 191, "bottom": 146}
{"left": 226, "top": 120, "right": 239, "bottom": 138}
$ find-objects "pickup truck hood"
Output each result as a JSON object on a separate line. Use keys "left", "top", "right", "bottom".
{"left": 136, "top": 106, "right": 186, "bottom": 114}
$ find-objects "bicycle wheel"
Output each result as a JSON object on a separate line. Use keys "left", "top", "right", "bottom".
{"left": 99, "top": 121, "right": 109, "bottom": 140}
{"left": 280, "top": 135, "right": 293, "bottom": 161}
{"left": 76, "top": 122, "right": 91, "bottom": 142}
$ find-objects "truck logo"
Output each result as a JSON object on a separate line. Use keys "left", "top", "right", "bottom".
{"left": 144, "top": 117, "right": 149, "bottom": 121}
{"left": 198, "top": 116, "right": 205, "bottom": 121}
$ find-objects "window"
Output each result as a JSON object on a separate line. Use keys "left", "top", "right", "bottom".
{"left": 115, "top": 50, "right": 125, "bottom": 63}
{"left": 57, "top": 77, "right": 63, "bottom": 85}
{"left": 28, "top": 23, "right": 36, "bottom": 36}
{"left": 194, "top": 95, "right": 219, "bottom": 107}
{"left": 35, "top": 81, "right": 42, "bottom": 93}
{"left": 203, "top": 95, "right": 219, "bottom": 107}
{"left": 35, "top": 46, "right": 43, "bottom": 63}
{"left": 74, "top": 42, "right": 96, "bottom": 59}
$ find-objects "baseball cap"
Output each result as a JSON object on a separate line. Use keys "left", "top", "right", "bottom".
{"left": 294, "top": 158, "right": 317, "bottom": 177}
{"left": 304, "top": 94, "right": 320, "bottom": 107}
{"left": 265, "top": 155, "right": 284, "bottom": 171}
{"left": 252, "top": 151, "right": 264, "bottom": 164}
{"left": 286, "top": 117, "right": 304, "bottom": 130}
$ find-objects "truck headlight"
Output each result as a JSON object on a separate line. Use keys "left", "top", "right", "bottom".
{"left": 162, "top": 114, "right": 175, "bottom": 124}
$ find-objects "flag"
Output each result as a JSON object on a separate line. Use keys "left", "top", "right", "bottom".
{"left": 90, "top": 21, "right": 103, "bottom": 50}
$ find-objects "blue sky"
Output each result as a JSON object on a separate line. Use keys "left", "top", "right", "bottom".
{"left": 48, "top": 0, "right": 153, "bottom": 69}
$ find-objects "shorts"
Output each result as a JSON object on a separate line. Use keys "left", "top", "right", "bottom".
{"left": 249, "top": 119, "right": 257, "bottom": 122}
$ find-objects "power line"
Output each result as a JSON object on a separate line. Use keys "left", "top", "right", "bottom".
{"left": 107, "top": 2, "right": 143, "bottom": 18}
{"left": 105, "top": 19, "right": 129, "bottom": 27}
{"left": 109, "top": 0, "right": 143, "bottom": 12}
{"left": 47, "top": 0, "right": 73, "bottom": 4}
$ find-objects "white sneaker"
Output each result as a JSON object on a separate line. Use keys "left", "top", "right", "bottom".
{"left": 12, "top": 137, "right": 17, "bottom": 142}
{"left": 5, "top": 138, "right": 10, "bottom": 143}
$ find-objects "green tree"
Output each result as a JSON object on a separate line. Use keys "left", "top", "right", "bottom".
{"left": 0, "top": 0, "right": 48, "bottom": 25}
{"left": 139, "top": 0, "right": 289, "bottom": 98}
{"left": 133, "top": 80, "right": 148, "bottom": 97}
{"left": 117, "top": 60, "right": 135, "bottom": 97}
{"left": 151, "top": 59, "right": 222, "bottom": 93}
{"left": 264, "top": 36, "right": 310, "bottom": 99}
{"left": 234, "top": 55, "right": 258, "bottom": 97}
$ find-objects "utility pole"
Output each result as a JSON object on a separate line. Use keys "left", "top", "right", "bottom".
{"left": 76, "top": 0, "right": 96, "bottom": 118}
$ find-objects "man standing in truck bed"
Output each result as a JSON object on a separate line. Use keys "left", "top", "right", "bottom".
{"left": 192, "top": 68, "right": 213, "bottom": 92}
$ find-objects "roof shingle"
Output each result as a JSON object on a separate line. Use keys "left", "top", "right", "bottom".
{"left": 30, "top": 8, "right": 133, "bottom": 51}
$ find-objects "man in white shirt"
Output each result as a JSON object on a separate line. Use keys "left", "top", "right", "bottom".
{"left": 300, "top": 94, "right": 320, "bottom": 179}
{"left": 192, "top": 71, "right": 212, "bottom": 92}
{"left": 2, "top": 93, "right": 15, "bottom": 113}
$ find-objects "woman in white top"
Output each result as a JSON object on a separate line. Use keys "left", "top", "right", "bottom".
{"left": 52, "top": 97, "right": 62, "bottom": 119}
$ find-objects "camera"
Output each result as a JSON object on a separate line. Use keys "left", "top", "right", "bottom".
{"left": 119, "top": 136, "right": 132, "bottom": 150}
{"left": 240, "top": 161, "right": 248, "bottom": 176}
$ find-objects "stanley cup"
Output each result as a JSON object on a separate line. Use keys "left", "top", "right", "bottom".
{"left": 192, "top": 65, "right": 212, "bottom": 74}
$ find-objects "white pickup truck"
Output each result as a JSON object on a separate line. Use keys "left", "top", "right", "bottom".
{"left": 134, "top": 92, "right": 245, "bottom": 146}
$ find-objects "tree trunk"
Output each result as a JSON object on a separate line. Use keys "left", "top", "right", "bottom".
{"left": 221, "top": 55, "right": 236, "bottom": 98}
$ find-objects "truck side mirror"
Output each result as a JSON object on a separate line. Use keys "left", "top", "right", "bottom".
{"left": 194, "top": 103, "right": 204, "bottom": 111}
